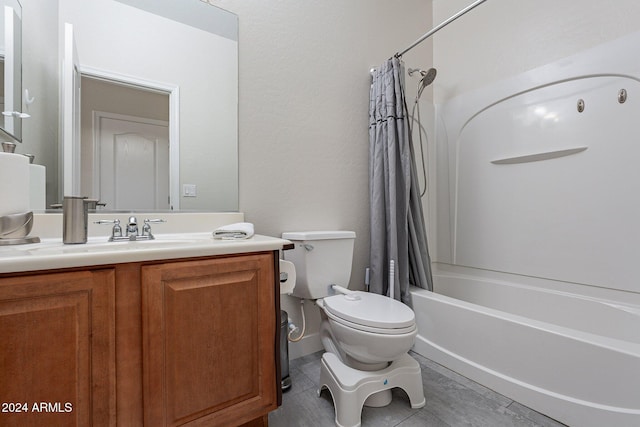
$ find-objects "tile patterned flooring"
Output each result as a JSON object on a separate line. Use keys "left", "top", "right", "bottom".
{"left": 269, "top": 351, "right": 567, "bottom": 427}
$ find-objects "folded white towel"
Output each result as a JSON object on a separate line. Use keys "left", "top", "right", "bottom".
{"left": 213, "top": 222, "right": 255, "bottom": 240}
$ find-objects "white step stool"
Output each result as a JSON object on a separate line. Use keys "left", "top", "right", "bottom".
{"left": 318, "top": 352, "right": 426, "bottom": 427}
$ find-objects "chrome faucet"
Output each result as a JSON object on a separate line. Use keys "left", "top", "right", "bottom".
{"left": 95, "top": 217, "right": 165, "bottom": 241}
{"left": 126, "top": 216, "right": 139, "bottom": 237}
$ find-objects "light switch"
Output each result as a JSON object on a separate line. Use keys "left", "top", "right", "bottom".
{"left": 183, "top": 184, "right": 197, "bottom": 197}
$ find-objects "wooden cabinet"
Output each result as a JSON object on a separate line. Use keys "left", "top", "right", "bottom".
{"left": 141, "top": 254, "right": 278, "bottom": 426}
{"left": 0, "top": 251, "right": 280, "bottom": 427}
{"left": 0, "top": 269, "right": 116, "bottom": 427}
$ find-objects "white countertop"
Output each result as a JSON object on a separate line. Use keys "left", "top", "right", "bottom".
{"left": 0, "top": 212, "right": 291, "bottom": 274}
{"left": 0, "top": 233, "right": 289, "bottom": 273}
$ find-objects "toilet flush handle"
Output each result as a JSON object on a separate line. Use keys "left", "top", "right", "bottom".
{"left": 331, "top": 284, "right": 361, "bottom": 301}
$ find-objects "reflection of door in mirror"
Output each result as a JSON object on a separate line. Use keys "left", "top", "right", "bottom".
{"left": 80, "top": 77, "right": 171, "bottom": 210}
{"left": 95, "top": 113, "right": 169, "bottom": 210}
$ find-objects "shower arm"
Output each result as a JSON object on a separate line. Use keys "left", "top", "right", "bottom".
{"left": 395, "top": 0, "right": 488, "bottom": 57}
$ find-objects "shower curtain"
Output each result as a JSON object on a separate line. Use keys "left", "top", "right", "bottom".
{"left": 369, "top": 57, "right": 433, "bottom": 304}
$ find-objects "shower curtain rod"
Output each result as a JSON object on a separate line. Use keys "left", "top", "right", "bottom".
{"left": 395, "top": 0, "right": 488, "bottom": 57}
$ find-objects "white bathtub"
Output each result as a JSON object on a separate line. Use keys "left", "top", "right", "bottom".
{"left": 410, "top": 270, "right": 640, "bottom": 427}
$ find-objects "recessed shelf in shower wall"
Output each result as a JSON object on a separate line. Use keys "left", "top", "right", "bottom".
{"left": 490, "top": 146, "right": 588, "bottom": 165}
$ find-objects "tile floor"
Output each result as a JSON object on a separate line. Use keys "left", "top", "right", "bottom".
{"left": 269, "top": 351, "right": 567, "bottom": 427}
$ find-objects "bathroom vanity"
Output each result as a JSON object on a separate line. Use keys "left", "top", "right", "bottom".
{"left": 0, "top": 220, "right": 288, "bottom": 427}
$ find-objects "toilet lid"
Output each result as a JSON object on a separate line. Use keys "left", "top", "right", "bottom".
{"left": 323, "top": 291, "right": 415, "bottom": 330}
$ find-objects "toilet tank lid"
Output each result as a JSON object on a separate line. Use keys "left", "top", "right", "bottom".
{"left": 281, "top": 231, "right": 356, "bottom": 241}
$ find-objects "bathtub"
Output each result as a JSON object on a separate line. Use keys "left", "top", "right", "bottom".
{"left": 410, "top": 269, "right": 640, "bottom": 427}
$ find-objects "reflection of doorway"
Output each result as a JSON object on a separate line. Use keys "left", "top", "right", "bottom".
{"left": 79, "top": 73, "right": 179, "bottom": 209}
{"left": 94, "top": 112, "right": 169, "bottom": 210}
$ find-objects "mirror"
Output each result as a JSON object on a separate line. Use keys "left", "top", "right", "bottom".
{"left": 24, "top": 0, "right": 238, "bottom": 211}
{"left": 0, "top": 0, "right": 23, "bottom": 142}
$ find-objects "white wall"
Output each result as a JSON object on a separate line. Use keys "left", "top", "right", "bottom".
{"left": 207, "top": 0, "right": 432, "bottom": 356}
{"left": 431, "top": 0, "right": 640, "bottom": 281}
{"left": 433, "top": 0, "right": 640, "bottom": 103}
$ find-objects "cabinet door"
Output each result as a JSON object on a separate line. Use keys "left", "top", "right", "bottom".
{"left": 142, "top": 254, "right": 277, "bottom": 427}
{"left": 0, "top": 269, "right": 116, "bottom": 427}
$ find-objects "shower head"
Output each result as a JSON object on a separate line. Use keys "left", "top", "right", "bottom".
{"left": 408, "top": 67, "right": 435, "bottom": 77}
{"left": 408, "top": 67, "right": 437, "bottom": 90}
{"left": 409, "top": 67, "right": 438, "bottom": 100}
{"left": 420, "top": 68, "right": 437, "bottom": 87}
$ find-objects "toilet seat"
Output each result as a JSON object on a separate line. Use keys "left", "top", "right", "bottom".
{"left": 323, "top": 292, "right": 416, "bottom": 335}
{"left": 324, "top": 309, "right": 417, "bottom": 335}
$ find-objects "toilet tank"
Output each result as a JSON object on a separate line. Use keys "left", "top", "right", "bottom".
{"left": 281, "top": 231, "right": 356, "bottom": 300}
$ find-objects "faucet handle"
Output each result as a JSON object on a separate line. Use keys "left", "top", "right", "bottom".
{"left": 142, "top": 218, "right": 166, "bottom": 238}
{"left": 144, "top": 218, "right": 167, "bottom": 225}
{"left": 94, "top": 219, "right": 122, "bottom": 240}
{"left": 94, "top": 219, "right": 118, "bottom": 224}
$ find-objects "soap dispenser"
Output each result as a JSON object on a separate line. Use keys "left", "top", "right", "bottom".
{"left": 63, "top": 196, "right": 90, "bottom": 244}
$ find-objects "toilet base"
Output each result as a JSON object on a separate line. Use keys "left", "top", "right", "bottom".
{"left": 318, "top": 352, "right": 426, "bottom": 427}
{"left": 363, "top": 388, "right": 392, "bottom": 407}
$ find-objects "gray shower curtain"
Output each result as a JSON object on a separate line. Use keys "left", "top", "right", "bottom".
{"left": 369, "top": 57, "right": 433, "bottom": 304}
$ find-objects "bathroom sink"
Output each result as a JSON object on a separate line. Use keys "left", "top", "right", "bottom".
{"left": 30, "top": 239, "right": 197, "bottom": 255}
{"left": 0, "top": 227, "right": 287, "bottom": 274}
{"left": 13, "top": 233, "right": 214, "bottom": 256}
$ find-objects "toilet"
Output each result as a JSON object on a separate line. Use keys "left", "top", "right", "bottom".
{"left": 282, "top": 231, "right": 425, "bottom": 427}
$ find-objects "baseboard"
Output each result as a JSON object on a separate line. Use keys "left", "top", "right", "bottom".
{"left": 288, "top": 332, "right": 323, "bottom": 360}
